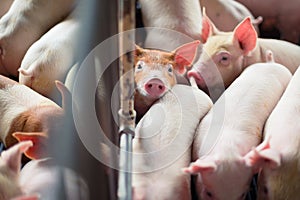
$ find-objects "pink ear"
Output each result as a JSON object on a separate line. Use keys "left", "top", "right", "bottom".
{"left": 244, "top": 138, "right": 281, "bottom": 173}
{"left": 182, "top": 158, "right": 217, "bottom": 175}
{"left": 11, "top": 194, "right": 40, "bottom": 200}
{"left": 55, "top": 80, "right": 72, "bottom": 111}
{"left": 201, "top": 7, "right": 217, "bottom": 43}
{"left": 13, "top": 132, "right": 48, "bottom": 160}
{"left": 233, "top": 17, "right": 257, "bottom": 55}
{"left": 173, "top": 40, "right": 200, "bottom": 74}
{"left": 1, "top": 141, "right": 33, "bottom": 174}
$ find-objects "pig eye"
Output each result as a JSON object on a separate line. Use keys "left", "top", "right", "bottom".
{"left": 203, "top": 189, "right": 213, "bottom": 198}
{"left": 240, "top": 192, "right": 247, "bottom": 199}
{"left": 263, "top": 186, "right": 268, "bottom": 195}
{"left": 167, "top": 64, "right": 173, "bottom": 74}
{"left": 136, "top": 61, "right": 145, "bottom": 71}
{"left": 217, "top": 51, "right": 231, "bottom": 66}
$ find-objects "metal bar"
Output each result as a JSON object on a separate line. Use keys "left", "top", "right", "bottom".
{"left": 117, "top": 0, "right": 136, "bottom": 199}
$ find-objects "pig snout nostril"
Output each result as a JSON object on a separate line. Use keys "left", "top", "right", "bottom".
{"left": 144, "top": 79, "right": 166, "bottom": 97}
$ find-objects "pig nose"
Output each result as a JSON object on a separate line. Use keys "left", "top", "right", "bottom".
{"left": 187, "top": 70, "right": 206, "bottom": 88}
{"left": 145, "top": 79, "right": 166, "bottom": 98}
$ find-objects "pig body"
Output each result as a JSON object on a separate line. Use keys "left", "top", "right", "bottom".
{"left": 0, "top": 141, "right": 36, "bottom": 200}
{"left": 245, "top": 66, "right": 300, "bottom": 199}
{"left": 184, "top": 61, "right": 291, "bottom": 200}
{"left": 20, "top": 158, "right": 89, "bottom": 200}
{"left": 139, "top": 0, "right": 202, "bottom": 50}
{"left": 0, "top": 0, "right": 75, "bottom": 77}
{"left": 188, "top": 15, "right": 300, "bottom": 91}
{"left": 132, "top": 84, "right": 212, "bottom": 200}
{"left": 0, "top": 75, "right": 66, "bottom": 152}
{"left": 18, "top": 12, "right": 80, "bottom": 100}
{"left": 134, "top": 41, "right": 199, "bottom": 120}
{"left": 200, "top": 0, "right": 261, "bottom": 33}
{"left": 236, "top": 0, "right": 300, "bottom": 43}
{"left": 0, "top": 141, "right": 88, "bottom": 200}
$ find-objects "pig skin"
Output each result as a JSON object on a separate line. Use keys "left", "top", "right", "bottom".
{"left": 132, "top": 84, "right": 212, "bottom": 200}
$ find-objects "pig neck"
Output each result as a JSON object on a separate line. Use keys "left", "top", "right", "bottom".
{"left": 134, "top": 90, "right": 157, "bottom": 121}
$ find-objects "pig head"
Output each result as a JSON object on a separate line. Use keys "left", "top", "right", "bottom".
{"left": 134, "top": 40, "right": 199, "bottom": 119}
{"left": 188, "top": 11, "right": 257, "bottom": 90}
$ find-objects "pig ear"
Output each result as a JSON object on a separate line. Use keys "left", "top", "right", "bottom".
{"left": 173, "top": 40, "right": 200, "bottom": 74}
{"left": 244, "top": 139, "right": 281, "bottom": 173}
{"left": 1, "top": 141, "right": 33, "bottom": 174}
{"left": 11, "top": 193, "right": 40, "bottom": 200}
{"left": 55, "top": 80, "right": 72, "bottom": 111}
{"left": 233, "top": 17, "right": 257, "bottom": 55}
{"left": 135, "top": 44, "right": 144, "bottom": 57}
{"left": 201, "top": 7, "right": 218, "bottom": 43}
{"left": 182, "top": 158, "right": 217, "bottom": 175}
{"left": 13, "top": 132, "right": 48, "bottom": 160}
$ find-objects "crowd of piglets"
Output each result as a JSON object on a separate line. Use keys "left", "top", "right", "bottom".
{"left": 0, "top": 0, "right": 300, "bottom": 200}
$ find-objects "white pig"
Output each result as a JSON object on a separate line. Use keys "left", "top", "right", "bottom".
{"left": 132, "top": 84, "right": 212, "bottom": 200}
{"left": 134, "top": 40, "right": 199, "bottom": 120}
{"left": 187, "top": 13, "right": 300, "bottom": 92}
{"left": 200, "top": 0, "right": 262, "bottom": 33}
{"left": 18, "top": 12, "right": 80, "bottom": 100}
{"left": 0, "top": 141, "right": 88, "bottom": 200}
{"left": 0, "top": 0, "right": 76, "bottom": 77}
{"left": 0, "top": 75, "right": 69, "bottom": 153}
{"left": 0, "top": 140, "right": 38, "bottom": 200}
{"left": 244, "top": 65, "right": 300, "bottom": 199}
{"left": 183, "top": 56, "right": 292, "bottom": 200}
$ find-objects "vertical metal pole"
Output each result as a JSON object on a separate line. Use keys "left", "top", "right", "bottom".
{"left": 118, "top": 0, "right": 135, "bottom": 200}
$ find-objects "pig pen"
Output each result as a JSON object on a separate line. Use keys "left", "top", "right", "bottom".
{"left": 0, "top": 0, "right": 297, "bottom": 199}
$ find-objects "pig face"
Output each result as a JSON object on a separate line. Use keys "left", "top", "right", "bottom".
{"left": 184, "top": 156, "right": 253, "bottom": 200}
{"left": 134, "top": 40, "right": 200, "bottom": 101}
{"left": 188, "top": 12, "right": 257, "bottom": 90}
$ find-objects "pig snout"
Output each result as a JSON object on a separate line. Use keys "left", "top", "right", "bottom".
{"left": 144, "top": 78, "right": 166, "bottom": 98}
{"left": 187, "top": 70, "right": 207, "bottom": 89}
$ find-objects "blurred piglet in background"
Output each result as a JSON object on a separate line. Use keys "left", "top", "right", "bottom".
{"left": 0, "top": 140, "right": 89, "bottom": 200}
{"left": 0, "top": 0, "right": 76, "bottom": 77}
{"left": 0, "top": 75, "right": 69, "bottom": 154}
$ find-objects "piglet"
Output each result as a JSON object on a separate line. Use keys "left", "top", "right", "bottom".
{"left": 0, "top": 140, "right": 39, "bottom": 200}
{"left": 0, "top": 75, "right": 69, "bottom": 151}
{"left": 188, "top": 12, "right": 300, "bottom": 93}
{"left": 134, "top": 40, "right": 199, "bottom": 120}
{"left": 132, "top": 84, "right": 212, "bottom": 200}
{"left": 18, "top": 11, "right": 80, "bottom": 100}
{"left": 183, "top": 53, "right": 291, "bottom": 200}
{"left": 0, "top": 0, "right": 76, "bottom": 77}
{"left": 245, "top": 65, "right": 300, "bottom": 199}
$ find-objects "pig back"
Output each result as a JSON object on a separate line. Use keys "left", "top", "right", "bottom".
{"left": 193, "top": 62, "right": 292, "bottom": 158}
